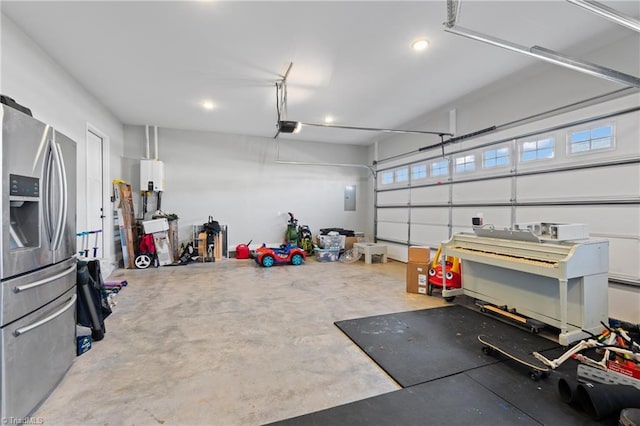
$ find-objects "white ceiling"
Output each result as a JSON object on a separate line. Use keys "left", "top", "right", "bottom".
{"left": 2, "top": 1, "right": 638, "bottom": 145}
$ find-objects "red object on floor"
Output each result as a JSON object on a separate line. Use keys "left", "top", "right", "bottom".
{"left": 428, "top": 245, "right": 462, "bottom": 289}
{"left": 235, "top": 244, "right": 250, "bottom": 259}
{"left": 139, "top": 234, "right": 156, "bottom": 255}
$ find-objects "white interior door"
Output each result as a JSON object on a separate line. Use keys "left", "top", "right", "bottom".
{"left": 86, "top": 129, "right": 104, "bottom": 257}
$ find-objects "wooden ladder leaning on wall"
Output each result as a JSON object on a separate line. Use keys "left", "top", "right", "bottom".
{"left": 113, "top": 180, "right": 138, "bottom": 269}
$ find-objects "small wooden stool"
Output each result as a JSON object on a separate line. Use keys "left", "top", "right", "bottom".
{"left": 353, "top": 242, "right": 388, "bottom": 264}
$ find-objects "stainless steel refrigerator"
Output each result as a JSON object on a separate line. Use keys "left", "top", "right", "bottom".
{"left": 1, "top": 104, "right": 77, "bottom": 419}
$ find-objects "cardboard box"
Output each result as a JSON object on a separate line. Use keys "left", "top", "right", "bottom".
{"left": 408, "top": 246, "right": 431, "bottom": 263}
{"left": 406, "top": 262, "right": 431, "bottom": 295}
{"left": 345, "top": 236, "right": 363, "bottom": 250}
{"left": 345, "top": 236, "right": 355, "bottom": 250}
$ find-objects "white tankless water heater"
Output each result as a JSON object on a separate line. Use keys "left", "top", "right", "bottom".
{"left": 140, "top": 159, "right": 165, "bottom": 191}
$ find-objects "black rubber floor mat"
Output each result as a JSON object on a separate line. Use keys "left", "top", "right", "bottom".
{"left": 465, "top": 361, "right": 617, "bottom": 426}
{"left": 267, "top": 373, "right": 539, "bottom": 426}
{"left": 334, "top": 305, "right": 560, "bottom": 387}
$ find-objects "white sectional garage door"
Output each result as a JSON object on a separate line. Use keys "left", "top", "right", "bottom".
{"left": 374, "top": 96, "right": 640, "bottom": 285}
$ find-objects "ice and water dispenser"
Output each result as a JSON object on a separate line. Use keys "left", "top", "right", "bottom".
{"left": 9, "top": 173, "right": 40, "bottom": 249}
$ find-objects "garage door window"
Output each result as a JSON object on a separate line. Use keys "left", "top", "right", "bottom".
{"left": 395, "top": 167, "right": 409, "bottom": 183}
{"left": 381, "top": 171, "right": 394, "bottom": 185}
{"left": 431, "top": 160, "right": 448, "bottom": 177}
{"left": 483, "top": 147, "right": 509, "bottom": 168}
{"left": 454, "top": 155, "right": 475, "bottom": 173}
{"left": 520, "top": 137, "right": 554, "bottom": 162}
{"left": 569, "top": 124, "right": 613, "bottom": 154}
{"left": 412, "top": 164, "right": 427, "bottom": 180}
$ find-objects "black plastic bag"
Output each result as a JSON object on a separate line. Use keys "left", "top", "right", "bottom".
{"left": 203, "top": 215, "right": 220, "bottom": 235}
{"left": 76, "top": 260, "right": 110, "bottom": 341}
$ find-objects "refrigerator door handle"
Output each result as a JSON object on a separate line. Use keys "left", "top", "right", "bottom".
{"left": 13, "top": 294, "right": 77, "bottom": 337}
{"left": 13, "top": 264, "right": 76, "bottom": 293}
{"left": 42, "top": 140, "right": 55, "bottom": 244}
{"left": 52, "top": 141, "right": 68, "bottom": 250}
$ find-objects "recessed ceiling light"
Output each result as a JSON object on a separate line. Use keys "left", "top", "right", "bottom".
{"left": 324, "top": 115, "right": 334, "bottom": 124}
{"left": 411, "top": 38, "right": 430, "bottom": 51}
{"left": 202, "top": 100, "right": 215, "bottom": 110}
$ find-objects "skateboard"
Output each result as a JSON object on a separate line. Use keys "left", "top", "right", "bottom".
{"left": 478, "top": 334, "right": 551, "bottom": 381}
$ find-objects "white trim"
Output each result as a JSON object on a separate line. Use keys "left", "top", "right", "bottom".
{"left": 85, "top": 122, "right": 111, "bottom": 264}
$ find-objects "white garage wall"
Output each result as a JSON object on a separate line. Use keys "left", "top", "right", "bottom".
{"left": 1, "top": 14, "right": 124, "bottom": 273}
{"left": 122, "top": 125, "right": 372, "bottom": 249}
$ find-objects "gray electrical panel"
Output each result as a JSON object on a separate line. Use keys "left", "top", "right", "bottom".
{"left": 344, "top": 185, "right": 356, "bottom": 211}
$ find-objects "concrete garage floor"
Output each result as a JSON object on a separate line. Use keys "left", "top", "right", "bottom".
{"left": 35, "top": 257, "right": 446, "bottom": 425}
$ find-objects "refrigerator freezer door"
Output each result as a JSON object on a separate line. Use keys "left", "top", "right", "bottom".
{"left": 1, "top": 105, "right": 54, "bottom": 280}
{"left": 51, "top": 131, "right": 76, "bottom": 264}
{"left": 0, "top": 257, "right": 76, "bottom": 326}
{"left": 0, "top": 287, "right": 76, "bottom": 420}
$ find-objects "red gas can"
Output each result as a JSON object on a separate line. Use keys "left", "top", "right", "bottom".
{"left": 235, "top": 243, "right": 251, "bottom": 259}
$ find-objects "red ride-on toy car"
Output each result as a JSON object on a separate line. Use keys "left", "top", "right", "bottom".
{"left": 254, "top": 243, "right": 306, "bottom": 267}
{"left": 428, "top": 245, "right": 461, "bottom": 302}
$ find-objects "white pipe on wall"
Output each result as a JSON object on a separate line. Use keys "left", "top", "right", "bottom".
{"left": 145, "top": 125, "right": 150, "bottom": 159}
{"left": 449, "top": 108, "right": 457, "bottom": 135}
{"left": 154, "top": 125, "right": 159, "bottom": 160}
